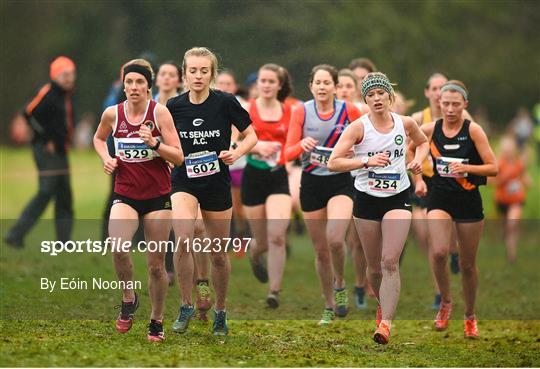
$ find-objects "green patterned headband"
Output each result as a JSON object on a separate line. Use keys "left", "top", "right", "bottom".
{"left": 440, "top": 83, "right": 468, "bottom": 100}
{"left": 361, "top": 74, "right": 394, "bottom": 101}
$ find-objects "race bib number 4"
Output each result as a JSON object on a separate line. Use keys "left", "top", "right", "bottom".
{"left": 186, "top": 151, "right": 220, "bottom": 178}
{"left": 117, "top": 140, "right": 153, "bottom": 163}
{"left": 368, "top": 171, "right": 400, "bottom": 193}
{"left": 436, "top": 156, "right": 469, "bottom": 178}
{"left": 310, "top": 146, "right": 333, "bottom": 167}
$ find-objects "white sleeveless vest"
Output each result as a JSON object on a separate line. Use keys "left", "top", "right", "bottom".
{"left": 353, "top": 113, "right": 410, "bottom": 197}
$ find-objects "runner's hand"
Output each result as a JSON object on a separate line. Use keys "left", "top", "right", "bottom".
{"left": 257, "top": 141, "right": 280, "bottom": 157}
{"left": 219, "top": 150, "right": 239, "bottom": 165}
{"left": 367, "top": 152, "right": 390, "bottom": 168}
{"left": 449, "top": 161, "right": 467, "bottom": 174}
{"left": 407, "top": 159, "right": 422, "bottom": 175}
{"left": 45, "top": 141, "right": 55, "bottom": 154}
{"left": 300, "top": 137, "right": 318, "bottom": 152}
{"left": 139, "top": 124, "right": 157, "bottom": 147}
{"left": 104, "top": 157, "right": 118, "bottom": 175}
{"left": 415, "top": 179, "right": 428, "bottom": 197}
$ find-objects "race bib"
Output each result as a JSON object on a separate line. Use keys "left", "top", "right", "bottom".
{"left": 186, "top": 151, "right": 220, "bottom": 178}
{"left": 252, "top": 141, "right": 281, "bottom": 167}
{"left": 368, "top": 171, "right": 400, "bottom": 193}
{"left": 309, "top": 146, "right": 333, "bottom": 167}
{"left": 117, "top": 138, "right": 153, "bottom": 163}
{"left": 506, "top": 179, "right": 522, "bottom": 194}
{"left": 436, "top": 156, "right": 469, "bottom": 178}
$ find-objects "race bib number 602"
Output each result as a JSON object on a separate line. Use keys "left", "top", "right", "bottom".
{"left": 186, "top": 151, "right": 220, "bottom": 178}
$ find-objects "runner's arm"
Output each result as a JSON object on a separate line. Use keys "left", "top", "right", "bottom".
{"left": 234, "top": 125, "right": 258, "bottom": 157}
{"left": 93, "top": 107, "right": 117, "bottom": 175}
{"left": 454, "top": 122, "right": 497, "bottom": 177}
{"left": 410, "top": 110, "right": 423, "bottom": 125}
{"left": 94, "top": 107, "right": 115, "bottom": 163}
{"left": 219, "top": 125, "right": 258, "bottom": 165}
{"left": 147, "top": 104, "right": 183, "bottom": 166}
{"left": 345, "top": 102, "right": 362, "bottom": 121}
{"left": 284, "top": 107, "right": 306, "bottom": 161}
{"left": 404, "top": 116, "right": 429, "bottom": 175}
{"left": 409, "top": 122, "right": 435, "bottom": 184}
{"left": 327, "top": 120, "right": 364, "bottom": 172}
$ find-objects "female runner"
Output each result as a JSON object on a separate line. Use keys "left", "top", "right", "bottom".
{"left": 94, "top": 59, "right": 183, "bottom": 341}
{"left": 285, "top": 64, "right": 362, "bottom": 325}
{"left": 242, "top": 63, "right": 292, "bottom": 308}
{"left": 168, "top": 47, "right": 257, "bottom": 336}
{"left": 417, "top": 80, "right": 497, "bottom": 339}
{"left": 328, "top": 72, "right": 428, "bottom": 344}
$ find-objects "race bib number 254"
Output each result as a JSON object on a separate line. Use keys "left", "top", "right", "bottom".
{"left": 368, "top": 171, "right": 400, "bottom": 193}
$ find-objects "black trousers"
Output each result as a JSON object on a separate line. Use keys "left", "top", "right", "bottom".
{"left": 8, "top": 143, "right": 73, "bottom": 242}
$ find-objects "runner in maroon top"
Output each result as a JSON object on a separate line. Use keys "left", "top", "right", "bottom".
{"left": 113, "top": 99, "right": 171, "bottom": 199}
{"left": 94, "top": 58, "right": 183, "bottom": 342}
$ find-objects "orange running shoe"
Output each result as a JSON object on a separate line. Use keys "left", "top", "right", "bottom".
{"left": 434, "top": 300, "right": 453, "bottom": 331}
{"left": 376, "top": 305, "right": 382, "bottom": 327}
{"left": 373, "top": 321, "right": 391, "bottom": 345}
{"left": 464, "top": 316, "right": 479, "bottom": 339}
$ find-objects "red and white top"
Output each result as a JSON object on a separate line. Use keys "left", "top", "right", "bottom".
{"left": 113, "top": 100, "right": 171, "bottom": 200}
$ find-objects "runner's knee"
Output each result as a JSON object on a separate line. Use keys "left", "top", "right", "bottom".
{"left": 210, "top": 252, "right": 228, "bottom": 268}
{"left": 268, "top": 233, "right": 286, "bottom": 248}
{"left": 147, "top": 262, "right": 165, "bottom": 279}
{"left": 381, "top": 256, "right": 399, "bottom": 274}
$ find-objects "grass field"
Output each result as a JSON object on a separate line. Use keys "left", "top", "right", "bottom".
{"left": 1, "top": 147, "right": 539, "bottom": 367}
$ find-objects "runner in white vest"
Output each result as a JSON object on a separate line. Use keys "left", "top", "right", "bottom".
{"left": 328, "top": 72, "right": 428, "bottom": 345}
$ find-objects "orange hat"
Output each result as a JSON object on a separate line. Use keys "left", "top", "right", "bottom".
{"left": 50, "top": 56, "right": 76, "bottom": 80}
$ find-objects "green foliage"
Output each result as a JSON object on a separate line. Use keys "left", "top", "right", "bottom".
{"left": 1, "top": 0, "right": 539, "bottom": 142}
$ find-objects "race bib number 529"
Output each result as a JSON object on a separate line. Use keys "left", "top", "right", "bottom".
{"left": 117, "top": 140, "right": 153, "bottom": 163}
